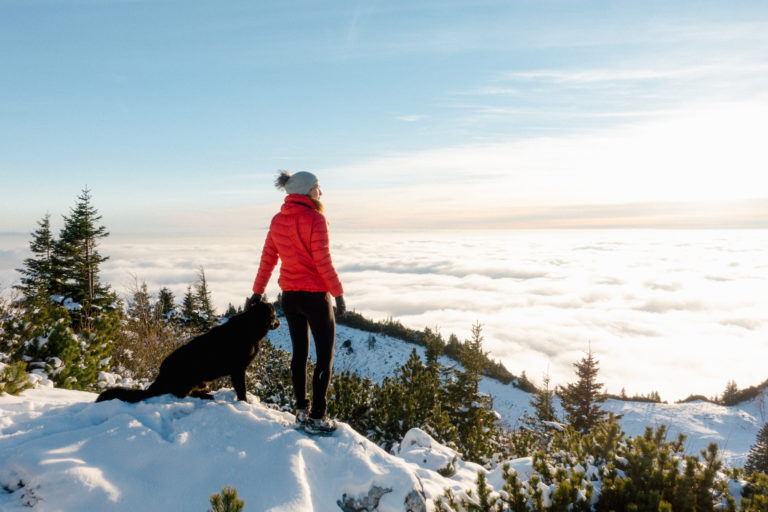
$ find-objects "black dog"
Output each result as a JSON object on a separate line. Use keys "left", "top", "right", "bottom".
{"left": 96, "top": 301, "right": 280, "bottom": 403}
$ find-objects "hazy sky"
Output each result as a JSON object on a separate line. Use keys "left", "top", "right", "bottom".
{"left": 1, "top": 0, "right": 767, "bottom": 232}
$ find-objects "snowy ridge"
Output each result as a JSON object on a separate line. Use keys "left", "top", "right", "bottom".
{"left": 0, "top": 388, "right": 492, "bottom": 511}
{"left": 268, "top": 320, "right": 766, "bottom": 467}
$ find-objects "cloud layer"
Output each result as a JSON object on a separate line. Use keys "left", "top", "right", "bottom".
{"left": 2, "top": 229, "right": 766, "bottom": 402}
{"left": 328, "top": 230, "right": 768, "bottom": 402}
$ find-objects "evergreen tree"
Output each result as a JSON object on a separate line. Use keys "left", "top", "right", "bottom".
{"left": 444, "top": 323, "right": 501, "bottom": 463}
{"left": 194, "top": 267, "right": 216, "bottom": 328}
{"left": 15, "top": 213, "right": 57, "bottom": 306}
{"left": 127, "top": 280, "right": 154, "bottom": 334}
{"left": 12, "top": 304, "right": 116, "bottom": 390}
{"left": 156, "top": 287, "right": 175, "bottom": 316}
{"left": 224, "top": 303, "right": 239, "bottom": 317}
{"left": 371, "top": 350, "right": 451, "bottom": 449}
{"left": 10, "top": 190, "right": 118, "bottom": 388}
{"left": 746, "top": 422, "right": 768, "bottom": 475}
{"left": 54, "top": 188, "right": 112, "bottom": 313}
{"left": 0, "top": 362, "right": 33, "bottom": 395}
{"left": 181, "top": 285, "right": 196, "bottom": 319}
{"left": 721, "top": 380, "right": 739, "bottom": 406}
{"left": 530, "top": 372, "right": 557, "bottom": 424}
{"left": 445, "top": 333, "right": 462, "bottom": 360}
{"left": 423, "top": 327, "right": 445, "bottom": 367}
{"left": 559, "top": 348, "right": 606, "bottom": 433}
{"left": 460, "top": 322, "right": 487, "bottom": 388}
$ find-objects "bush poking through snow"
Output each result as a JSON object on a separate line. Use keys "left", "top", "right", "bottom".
{"left": 740, "top": 471, "right": 768, "bottom": 511}
{"left": 208, "top": 486, "right": 244, "bottom": 512}
{"left": 0, "top": 361, "right": 33, "bottom": 395}
{"left": 433, "top": 415, "right": 759, "bottom": 512}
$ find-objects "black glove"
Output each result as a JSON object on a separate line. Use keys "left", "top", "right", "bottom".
{"left": 246, "top": 293, "right": 262, "bottom": 310}
{"left": 334, "top": 295, "right": 346, "bottom": 317}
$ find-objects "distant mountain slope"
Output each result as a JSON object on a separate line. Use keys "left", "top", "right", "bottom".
{"left": 267, "top": 320, "right": 766, "bottom": 467}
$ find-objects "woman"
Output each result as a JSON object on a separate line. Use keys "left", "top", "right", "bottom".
{"left": 249, "top": 170, "right": 345, "bottom": 435}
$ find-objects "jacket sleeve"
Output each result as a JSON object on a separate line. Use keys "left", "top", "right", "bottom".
{"left": 252, "top": 229, "right": 279, "bottom": 294}
{"left": 310, "top": 214, "right": 344, "bottom": 297}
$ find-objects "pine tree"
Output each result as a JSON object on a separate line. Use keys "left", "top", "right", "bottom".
{"left": 14, "top": 303, "right": 115, "bottom": 390}
{"left": 0, "top": 362, "right": 33, "bottom": 395}
{"left": 224, "top": 303, "right": 238, "bottom": 317}
{"left": 15, "top": 213, "right": 57, "bottom": 306}
{"left": 127, "top": 280, "right": 154, "bottom": 334}
{"left": 444, "top": 323, "right": 500, "bottom": 463}
{"left": 181, "top": 285, "right": 196, "bottom": 319}
{"left": 54, "top": 188, "right": 113, "bottom": 314}
{"left": 371, "top": 350, "right": 449, "bottom": 449}
{"left": 156, "top": 287, "right": 175, "bottom": 316}
{"left": 445, "top": 333, "right": 462, "bottom": 360}
{"left": 460, "top": 322, "right": 488, "bottom": 383}
{"left": 530, "top": 372, "right": 557, "bottom": 424}
{"left": 423, "top": 327, "right": 445, "bottom": 367}
{"left": 327, "top": 370, "right": 374, "bottom": 433}
{"left": 194, "top": 267, "right": 216, "bottom": 328}
{"left": 246, "top": 339, "right": 295, "bottom": 408}
{"left": 746, "top": 422, "right": 768, "bottom": 475}
{"left": 11, "top": 191, "right": 118, "bottom": 389}
{"left": 559, "top": 348, "right": 606, "bottom": 433}
{"left": 721, "top": 380, "right": 740, "bottom": 406}
{"left": 208, "top": 486, "right": 244, "bottom": 512}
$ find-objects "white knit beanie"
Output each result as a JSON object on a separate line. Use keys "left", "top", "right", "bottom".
{"left": 275, "top": 171, "right": 318, "bottom": 195}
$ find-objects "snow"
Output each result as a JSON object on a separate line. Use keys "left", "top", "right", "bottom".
{"left": 49, "top": 295, "right": 82, "bottom": 312}
{"left": 0, "top": 388, "right": 485, "bottom": 511}
{"left": 1, "top": 320, "right": 765, "bottom": 510}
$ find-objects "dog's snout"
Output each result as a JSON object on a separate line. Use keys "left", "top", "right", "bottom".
{"left": 270, "top": 318, "right": 281, "bottom": 330}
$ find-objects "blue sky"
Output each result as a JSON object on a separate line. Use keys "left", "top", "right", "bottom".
{"left": 2, "top": 0, "right": 767, "bottom": 232}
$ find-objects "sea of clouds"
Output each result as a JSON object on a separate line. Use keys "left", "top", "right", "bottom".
{"left": 2, "top": 229, "right": 767, "bottom": 402}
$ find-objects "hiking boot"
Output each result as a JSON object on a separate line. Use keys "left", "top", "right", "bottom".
{"left": 295, "top": 409, "right": 309, "bottom": 427}
{"left": 304, "top": 416, "right": 338, "bottom": 435}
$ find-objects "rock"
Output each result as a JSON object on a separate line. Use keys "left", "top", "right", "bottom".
{"left": 337, "top": 485, "right": 393, "bottom": 512}
{"left": 404, "top": 489, "right": 427, "bottom": 512}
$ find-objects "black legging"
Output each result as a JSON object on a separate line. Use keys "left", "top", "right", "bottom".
{"left": 281, "top": 291, "right": 336, "bottom": 419}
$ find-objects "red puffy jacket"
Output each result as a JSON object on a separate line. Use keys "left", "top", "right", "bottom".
{"left": 252, "top": 194, "right": 344, "bottom": 298}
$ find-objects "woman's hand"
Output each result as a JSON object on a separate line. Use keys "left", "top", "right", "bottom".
{"left": 246, "top": 293, "right": 262, "bottom": 310}
{"left": 335, "top": 295, "right": 346, "bottom": 317}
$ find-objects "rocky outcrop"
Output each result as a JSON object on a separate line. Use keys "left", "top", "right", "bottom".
{"left": 337, "top": 485, "right": 392, "bottom": 511}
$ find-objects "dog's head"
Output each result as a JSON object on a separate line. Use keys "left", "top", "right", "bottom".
{"left": 246, "top": 300, "right": 281, "bottom": 331}
{"left": 265, "top": 302, "right": 280, "bottom": 330}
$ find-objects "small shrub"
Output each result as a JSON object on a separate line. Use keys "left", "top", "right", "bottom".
{"left": 0, "top": 362, "right": 33, "bottom": 395}
{"left": 740, "top": 471, "right": 768, "bottom": 511}
{"left": 208, "top": 486, "right": 244, "bottom": 512}
{"left": 437, "top": 455, "right": 458, "bottom": 477}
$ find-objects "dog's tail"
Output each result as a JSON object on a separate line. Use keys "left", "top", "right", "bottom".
{"left": 96, "top": 387, "right": 156, "bottom": 403}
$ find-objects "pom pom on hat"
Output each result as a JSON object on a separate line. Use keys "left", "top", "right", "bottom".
{"left": 274, "top": 171, "right": 318, "bottom": 195}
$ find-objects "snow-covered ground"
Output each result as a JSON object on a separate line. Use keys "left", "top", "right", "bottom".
{"left": 0, "top": 388, "right": 467, "bottom": 511}
{"left": 1, "top": 320, "right": 765, "bottom": 510}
